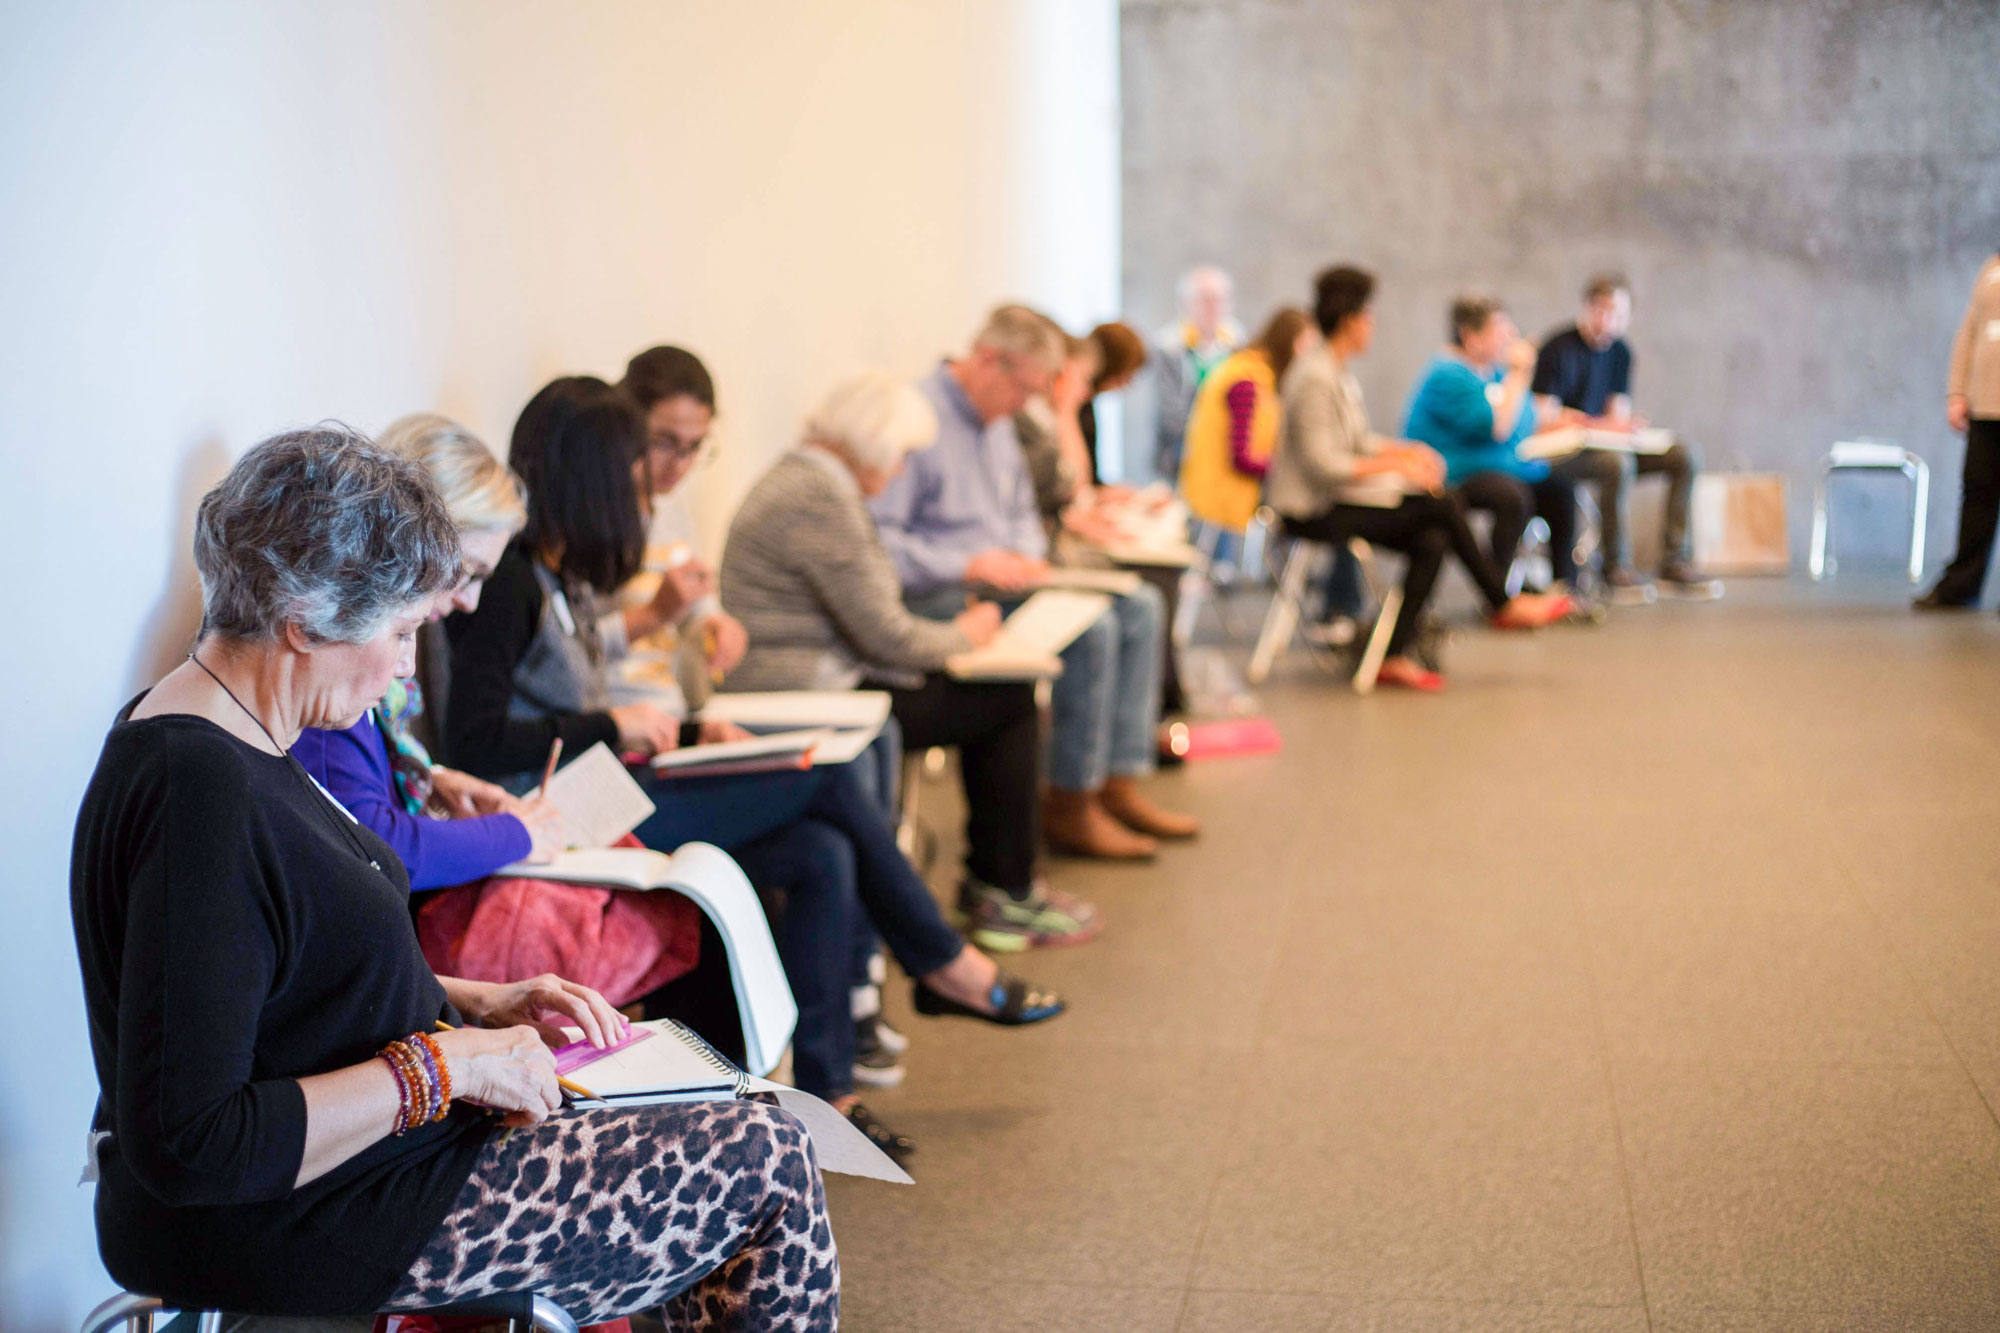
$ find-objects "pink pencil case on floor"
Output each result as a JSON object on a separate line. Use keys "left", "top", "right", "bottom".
{"left": 1168, "top": 716, "right": 1282, "bottom": 761}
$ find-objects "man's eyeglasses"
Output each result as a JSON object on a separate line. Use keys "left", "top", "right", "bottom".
{"left": 996, "top": 353, "right": 1054, "bottom": 397}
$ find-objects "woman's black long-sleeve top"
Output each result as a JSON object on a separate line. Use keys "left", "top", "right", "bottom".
{"left": 70, "top": 705, "right": 489, "bottom": 1315}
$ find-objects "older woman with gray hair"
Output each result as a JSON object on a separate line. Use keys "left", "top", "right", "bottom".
{"left": 722, "top": 372, "right": 1100, "bottom": 951}
{"left": 70, "top": 427, "right": 838, "bottom": 1327}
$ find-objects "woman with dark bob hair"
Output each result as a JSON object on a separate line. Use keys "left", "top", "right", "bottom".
{"left": 70, "top": 427, "right": 838, "bottom": 1327}
{"left": 442, "top": 377, "right": 1067, "bottom": 1162}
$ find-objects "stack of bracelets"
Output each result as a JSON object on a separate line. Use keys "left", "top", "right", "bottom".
{"left": 380, "top": 1032, "right": 453, "bottom": 1135}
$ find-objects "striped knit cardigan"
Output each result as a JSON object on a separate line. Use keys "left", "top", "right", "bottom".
{"left": 719, "top": 448, "right": 972, "bottom": 693}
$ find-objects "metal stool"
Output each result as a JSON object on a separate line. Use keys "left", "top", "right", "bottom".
{"left": 81, "top": 1289, "right": 581, "bottom": 1333}
{"left": 1246, "top": 524, "right": 1399, "bottom": 694}
{"left": 1809, "top": 441, "right": 1929, "bottom": 582}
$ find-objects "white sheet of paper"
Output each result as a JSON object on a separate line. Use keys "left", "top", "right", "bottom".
{"left": 542, "top": 741, "right": 657, "bottom": 849}
{"left": 944, "top": 590, "right": 1108, "bottom": 680}
{"left": 750, "top": 1078, "right": 914, "bottom": 1184}
{"left": 997, "top": 589, "right": 1114, "bottom": 655}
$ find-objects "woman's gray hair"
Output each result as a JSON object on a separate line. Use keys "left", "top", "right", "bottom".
{"left": 193, "top": 425, "right": 462, "bottom": 644}
{"left": 803, "top": 371, "right": 940, "bottom": 474}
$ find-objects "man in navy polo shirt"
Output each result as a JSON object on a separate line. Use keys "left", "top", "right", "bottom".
{"left": 1534, "top": 274, "right": 1720, "bottom": 601}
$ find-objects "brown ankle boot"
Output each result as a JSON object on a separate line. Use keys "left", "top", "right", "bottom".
{"left": 1100, "top": 776, "right": 1200, "bottom": 839}
{"left": 1043, "top": 787, "right": 1158, "bottom": 860}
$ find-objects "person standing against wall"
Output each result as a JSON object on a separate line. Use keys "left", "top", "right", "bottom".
{"left": 1916, "top": 252, "right": 2000, "bottom": 610}
{"left": 1152, "top": 265, "right": 1244, "bottom": 482}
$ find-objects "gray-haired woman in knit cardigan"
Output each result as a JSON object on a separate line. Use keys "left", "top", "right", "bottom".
{"left": 722, "top": 372, "right": 1102, "bottom": 952}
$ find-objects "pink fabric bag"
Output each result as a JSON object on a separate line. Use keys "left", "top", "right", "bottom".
{"left": 414, "top": 836, "right": 701, "bottom": 1008}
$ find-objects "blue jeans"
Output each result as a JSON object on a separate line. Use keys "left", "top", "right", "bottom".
{"left": 908, "top": 580, "right": 1165, "bottom": 792}
{"left": 630, "top": 761, "right": 961, "bottom": 1099}
{"left": 846, "top": 725, "right": 901, "bottom": 1001}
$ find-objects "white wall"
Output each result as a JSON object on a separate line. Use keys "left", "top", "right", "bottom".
{"left": 0, "top": 2, "right": 1117, "bottom": 1325}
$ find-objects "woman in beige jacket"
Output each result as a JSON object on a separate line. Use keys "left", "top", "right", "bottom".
{"left": 1918, "top": 253, "right": 2000, "bottom": 608}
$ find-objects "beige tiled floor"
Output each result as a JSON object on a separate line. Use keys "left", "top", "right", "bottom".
{"left": 827, "top": 580, "right": 2000, "bottom": 1331}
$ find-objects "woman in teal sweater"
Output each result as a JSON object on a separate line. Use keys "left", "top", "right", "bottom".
{"left": 1405, "top": 296, "right": 1580, "bottom": 589}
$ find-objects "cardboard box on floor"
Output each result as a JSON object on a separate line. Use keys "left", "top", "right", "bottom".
{"left": 1691, "top": 472, "right": 1789, "bottom": 574}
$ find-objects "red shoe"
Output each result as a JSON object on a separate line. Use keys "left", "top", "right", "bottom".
{"left": 1490, "top": 592, "right": 1574, "bottom": 630}
{"left": 1375, "top": 658, "right": 1446, "bottom": 692}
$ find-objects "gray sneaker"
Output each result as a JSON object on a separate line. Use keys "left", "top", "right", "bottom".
{"left": 957, "top": 878, "right": 1103, "bottom": 952}
{"left": 1660, "top": 563, "right": 1724, "bottom": 600}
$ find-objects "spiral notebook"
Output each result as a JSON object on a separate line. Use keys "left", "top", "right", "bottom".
{"left": 558, "top": 1018, "right": 749, "bottom": 1105}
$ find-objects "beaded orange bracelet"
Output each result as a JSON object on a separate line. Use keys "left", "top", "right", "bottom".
{"left": 380, "top": 1041, "right": 420, "bottom": 1135}
{"left": 413, "top": 1031, "right": 452, "bottom": 1123}
{"left": 405, "top": 1038, "right": 439, "bottom": 1125}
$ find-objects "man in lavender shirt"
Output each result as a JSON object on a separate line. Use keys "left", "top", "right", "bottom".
{"left": 871, "top": 304, "right": 1198, "bottom": 879}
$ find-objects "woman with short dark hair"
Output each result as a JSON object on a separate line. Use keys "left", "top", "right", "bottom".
{"left": 71, "top": 427, "right": 837, "bottom": 1326}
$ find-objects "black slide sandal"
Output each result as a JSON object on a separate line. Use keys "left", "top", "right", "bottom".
{"left": 912, "top": 974, "right": 1067, "bottom": 1026}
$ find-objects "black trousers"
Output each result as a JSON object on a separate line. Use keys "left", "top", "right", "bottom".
{"left": 1933, "top": 418, "right": 2000, "bottom": 603}
{"left": 879, "top": 672, "right": 1041, "bottom": 893}
{"left": 1127, "top": 561, "right": 1186, "bottom": 715}
{"left": 1283, "top": 492, "right": 1511, "bottom": 656}
{"left": 1456, "top": 470, "right": 1581, "bottom": 586}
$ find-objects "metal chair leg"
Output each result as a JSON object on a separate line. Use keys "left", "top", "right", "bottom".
{"left": 1809, "top": 470, "right": 1831, "bottom": 581}
{"left": 78, "top": 1293, "right": 167, "bottom": 1333}
{"left": 1352, "top": 587, "right": 1402, "bottom": 696}
{"left": 527, "top": 1293, "right": 582, "bottom": 1333}
{"left": 1247, "top": 540, "right": 1311, "bottom": 685}
{"left": 1909, "top": 457, "right": 1930, "bottom": 583}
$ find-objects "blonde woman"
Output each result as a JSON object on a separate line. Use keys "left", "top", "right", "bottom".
{"left": 291, "top": 413, "right": 704, "bottom": 1008}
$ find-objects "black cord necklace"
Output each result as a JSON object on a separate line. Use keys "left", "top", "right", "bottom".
{"left": 187, "top": 652, "right": 384, "bottom": 874}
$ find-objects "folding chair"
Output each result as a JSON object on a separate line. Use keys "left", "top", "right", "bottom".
{"left": 1246, "top": 514, "right": 1399, "bottom": 694}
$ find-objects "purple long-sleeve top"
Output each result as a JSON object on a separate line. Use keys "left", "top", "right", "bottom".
{"left": 291, "top": 715, "right": 532, "bottom": 891}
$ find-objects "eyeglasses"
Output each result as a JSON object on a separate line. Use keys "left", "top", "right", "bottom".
{"left": 646, "top": 431, "right": 717, "bottom": 472}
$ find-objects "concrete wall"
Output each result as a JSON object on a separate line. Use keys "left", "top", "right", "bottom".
{"left": 0, "top": 3, "right": 1116, "bottom": 1326}
{"left": 1120, "top": 0, "right": 2000, "bottom": 569}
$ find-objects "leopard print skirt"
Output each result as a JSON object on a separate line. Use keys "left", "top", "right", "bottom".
{"left": 383, "top": 1099, "right": 838, "bottom": 1330}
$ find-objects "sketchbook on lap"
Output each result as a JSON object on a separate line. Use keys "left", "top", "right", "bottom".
{"left": 698, "top": 692, "right": 887, "bottom": 767}
{"left": 554, "top": 1019, "right": 911, "bottom": 1184}
{"left": 557, "top": 1018, "right": 747, "bottom": 1103}
{"left": 945, "top": 588, "right": 1111, "bottom": 680}
{"left": 649, "top": 729, "right": 826, "bottom": 775}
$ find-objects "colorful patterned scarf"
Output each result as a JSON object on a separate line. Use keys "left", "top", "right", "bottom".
{"left": 375, "top": 678, "right": 437, "bottom": 816}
